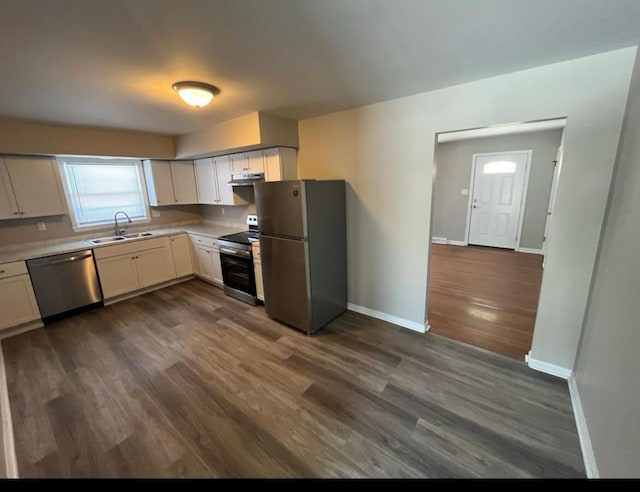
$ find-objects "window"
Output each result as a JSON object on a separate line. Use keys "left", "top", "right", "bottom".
{"left": 483, "top": 160, "right": 517, "bottom": 174}
{"left": 59, "top": 159, "right": 150, "bottom": 230}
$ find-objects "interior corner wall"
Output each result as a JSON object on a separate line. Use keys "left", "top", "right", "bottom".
{"left": 433, "top": 129, "right": 563, "bottom": 249}
{"left": 297, "top": 47, "right": 636, "bottom": 371}
{"left": 572, "top": 47, "right": 640, "bottom": 478}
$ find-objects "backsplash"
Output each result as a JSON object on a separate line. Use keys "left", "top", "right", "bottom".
{"left": 199, "top": 203, "right": 257, "bottom": 229}
{"left": 0, "top": 205, "right": 202, "bottom": 248}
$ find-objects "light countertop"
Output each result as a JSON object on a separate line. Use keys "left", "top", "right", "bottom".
{"left": 0, "top": 222, "right": 245, "bottom": 264}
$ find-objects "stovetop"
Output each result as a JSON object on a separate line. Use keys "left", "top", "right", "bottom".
{"left": 218, "top": 231, "right": 259, "bottom": 245}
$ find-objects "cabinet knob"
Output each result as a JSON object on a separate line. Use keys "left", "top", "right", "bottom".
{"left": 0, "top": 270, "right": 5, "bottom": 274}
{"left": 13, "top": 212, "right": 19, "bottom": 215}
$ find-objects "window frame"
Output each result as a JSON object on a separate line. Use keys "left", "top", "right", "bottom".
{"left": 57, "top": 157, "right": 151, "bottom": 232}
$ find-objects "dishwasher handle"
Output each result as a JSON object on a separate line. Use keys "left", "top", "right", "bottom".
{"left": 28, "top": 252, "right": 94, "bottom": 268}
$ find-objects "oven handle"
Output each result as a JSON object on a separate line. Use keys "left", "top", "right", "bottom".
{"left": 220, "top": 247, "right": 251, "bottom": 259}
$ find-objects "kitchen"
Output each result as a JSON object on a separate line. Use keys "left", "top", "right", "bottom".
{"left": 0, "top": 146, "right": 346, "bottom": 337}
{"left": 1, "top": 0, "right": 638, "bottom": 479}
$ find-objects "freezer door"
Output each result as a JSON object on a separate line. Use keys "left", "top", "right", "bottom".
{"left": 254, "top": 180, "right": 306, "bottom": 238}
{"left": 260, "top": 235, "right": 310, "bottom": 332}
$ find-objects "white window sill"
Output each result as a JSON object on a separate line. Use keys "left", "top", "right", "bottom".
{"left": 71, "top": 217, "right": 152, "bottom": 233}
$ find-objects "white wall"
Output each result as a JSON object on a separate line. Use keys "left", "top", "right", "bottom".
{"left": 572, "top": 48, "right": 640, "bottom": 478}
{"left": 298, "top": 47, "right": 635, "bottom": 370}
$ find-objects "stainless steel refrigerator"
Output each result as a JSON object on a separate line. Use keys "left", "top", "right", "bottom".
{"left": 254, "top": 180, "right": 347, "bottom": 334}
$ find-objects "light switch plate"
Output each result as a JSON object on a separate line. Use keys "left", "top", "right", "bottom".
{"left": 461, "top": 189, "right": 469, "bottom": 196}
{"left": 37, "top": 222, "right": 47, "bottom": 231}
{"left": 151, "top": 209, "right": 161, "bottom": 218}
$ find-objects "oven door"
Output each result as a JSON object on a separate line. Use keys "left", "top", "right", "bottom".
{"left": 219, "top": 246, "right": 256, "bottom": 296}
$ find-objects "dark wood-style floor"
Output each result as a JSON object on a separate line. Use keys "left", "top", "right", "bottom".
{"left": 2, "top": 279, "right": 583, "bottom": 478}
{"left": 428, "top": 244, "right": 544, "bottom": 360}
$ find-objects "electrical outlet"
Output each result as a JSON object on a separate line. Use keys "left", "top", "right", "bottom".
{"left": 151, "top": 209, "right": 161, "bottom": 218}
{"left": 37, "top": 222, "right": 47, "bottom": 231}
{"left": 221, "top": 207, "right": 225, "bottom": 216}
{"left": 461, "top": 188, "right": 469, "bottom": 196}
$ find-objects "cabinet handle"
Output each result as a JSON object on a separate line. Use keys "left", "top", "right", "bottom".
{"left": 0, "top": 270, "right": 5, "bottom": 274}
{"left": 175, "top": 199, "right": 178, "bottom": 202}
{"left": 13, "top": 212, "right": 19, "bottom": 215}
{"left": 20, "top": 211, "right": 25, "bottom": 215}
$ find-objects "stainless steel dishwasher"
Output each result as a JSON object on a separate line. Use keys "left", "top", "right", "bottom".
{"left": 27, "top": 249, "right": 103, "bottom": 322}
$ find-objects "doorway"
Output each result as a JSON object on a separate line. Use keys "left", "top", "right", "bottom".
{"left": 428, "top": 120, "right": 565, "bottom": 360}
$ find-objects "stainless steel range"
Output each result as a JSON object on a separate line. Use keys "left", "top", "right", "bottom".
{"left": 217, "top": 214, "right": 259, "bottom": 305}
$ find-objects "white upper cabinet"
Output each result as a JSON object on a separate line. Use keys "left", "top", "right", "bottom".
{"left": 246, "top": 150, "right": 265, "bottom": 173}
{"left": 194, "top": 155, "right": 248, "bottom": 206}
{"left": 264, "top": 148, "right": 297, "bottom": 182}
{"left": 194, "top": 158, "right": 217, "bottom": 205}
{"left": 0, "top": 157, "right": 67, "bottom": 219}
{"left": 170, "top": 161, "right": 198, "bottom": 204}
{"left": 143, "top": 159, "right": 198, "bottom": 206}
{"left": 230, "top": 152, "right": 249, "bottom": 174}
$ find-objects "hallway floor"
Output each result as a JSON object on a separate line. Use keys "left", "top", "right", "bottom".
{"left": 428, "top": 244, "right": 544, "bottom": 360}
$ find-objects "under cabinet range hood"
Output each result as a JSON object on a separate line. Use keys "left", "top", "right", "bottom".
{"left": 228, "top": 173, "right": 264, "bottom": 186}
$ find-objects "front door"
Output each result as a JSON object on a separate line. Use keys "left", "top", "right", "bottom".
{"left": 468, "top": 151, "right": 529, "bottom": 249}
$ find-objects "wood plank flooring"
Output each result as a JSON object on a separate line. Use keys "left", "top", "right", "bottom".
{"left": 2, "top": 279, "right": 583, "bottom": 478}
{"left": 428, "top": 244, "right": 544, "bottom": 360}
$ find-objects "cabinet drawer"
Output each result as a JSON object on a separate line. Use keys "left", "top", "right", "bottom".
{"left": 94, "top": 236, "right": 171, "bottom": 259}
{"left": 0, "top": 260, "right": 28, "bottom": 279}
{"left": 189, "top": 234, "right": 218, "bottom": 249}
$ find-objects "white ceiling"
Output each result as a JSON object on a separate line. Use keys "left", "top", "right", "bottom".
{"left": 1, "top": 0, "right": 639, "bottom": 135}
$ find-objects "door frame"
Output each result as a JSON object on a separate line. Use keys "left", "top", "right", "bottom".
{"left": 463, "top": 149, "right": 533, "bottom": 250}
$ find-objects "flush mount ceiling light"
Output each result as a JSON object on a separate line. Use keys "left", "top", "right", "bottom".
{"left": 172, "top": 81, "right": 220, "bottom": 108}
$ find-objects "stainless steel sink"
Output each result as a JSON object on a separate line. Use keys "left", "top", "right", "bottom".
{"left": 122, "top": 232, "right": 154, "bottom": 239}
{"left": 88, "top": 236, "right": 126, "bottom": 244}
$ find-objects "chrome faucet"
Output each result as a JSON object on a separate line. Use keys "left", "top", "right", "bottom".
{"left": 114, "top": 211, "right": 132, "bottom": 236}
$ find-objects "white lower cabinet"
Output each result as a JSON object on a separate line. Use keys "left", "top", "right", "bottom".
{"left": 0, "top": 261, "right": 41, "bottom": 330}
{"left": 190, "top": 234, "right": 223, "bottom": 286}
{"left": 95, "top": 237, "right": 176, "bottom": 299}
{"left": 170, "top": 234, "right": 193, "bottom": 277}
{"left": 252, "top": 242, "right": 264, "bottom": 302}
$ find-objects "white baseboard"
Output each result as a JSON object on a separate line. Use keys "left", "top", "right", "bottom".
{"left": 0, "top": 345, "right": 18, "bottom": 478}
{"left": 568, "top": 375, "right": 599, "bottom": 478}
{"left": 348, "top": 303, "right": 426, "bottom": 333}
{"left": 518, "top": 247, "right": 544, "bottom": 255}
{"left": 447, "top": 240, "right": 467, "bottom": 246}
{"left": 431, "top": 237, "right": 447, "bottom": 244}
{"left": 526, "top": 352, "right": 572, "bottom": 379}
{"left": 0, "top": 320, "right": 43, "bottom": 341}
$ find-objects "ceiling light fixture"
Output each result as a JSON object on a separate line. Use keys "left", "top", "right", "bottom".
{"left": 172, "top": 81, "right": 220, "bottom": 108}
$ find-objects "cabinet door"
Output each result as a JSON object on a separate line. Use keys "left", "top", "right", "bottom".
{"left": 0, "top": 159, "right": 20, "bottom": 219}
{"left": 246, "top": 150, "right": 265, "bottom": 173}
{"left": 136, "top": 247, "right": 175, "bottom": 288}
{"left": 214, "top": 156, "right": 236, "bottom": 206}
{"left": 97, "top": 255, "right": 139, "bottom": 299}
{"left": 254, "top": 261, "right": 264, "bottom": 301}
{"left": 0, "top": 275, "right": 41, "bottom": 330}
{"left": 171, "top": 235, "right": 194, "bottom": 277}
{"left": 4, "top": 157, "right": 66, "bottom": 218}
{"left": 143, "top": 160, "right": 174, "bottom": 206}
{"left": 194, "top": 158, "right": 219, "bottom": 204}
{"left": 211, "top": 247, "right": 223, "bottom": 285}
{"left": 195, "top": 245, "right": 215, "bottom": 282}
{"left": 230, "top": 153, "right": 248, "bottom": 174}
{"left": 263, "top": 148, "right": 282, "bottom": 182}
{"left": 170, "top": 161, "right": 198, "bottom": 204}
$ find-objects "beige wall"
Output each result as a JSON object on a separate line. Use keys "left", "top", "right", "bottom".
{"left": 0, "top": 205, "right": 201, "bottom": 248}
{"left": 434, "top": 129, "right": 563, "bottom": 250}
{"left": 0, "top": 118, "right": 174, "bottom": 158}
{"left": 175, "top": 111, "right": 299, "bottom": 159}
{"left": 298, "top": 47, "right": 635, "bottom": 370}
{"left": 199, "top": 202, "right": 256, "bottom": 229}
{"left": 572, "top": 49, "right": 640, "bottom": 478}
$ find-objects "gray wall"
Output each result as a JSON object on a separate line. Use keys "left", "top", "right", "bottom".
{"left": 573, "top": 50, "right": 640, "bottom": 478}
{"left": 433, "top": 129, "right": 562, "bottom": 249}
{"left": 0, "top": 205, "right": 201, "bottom": 247}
